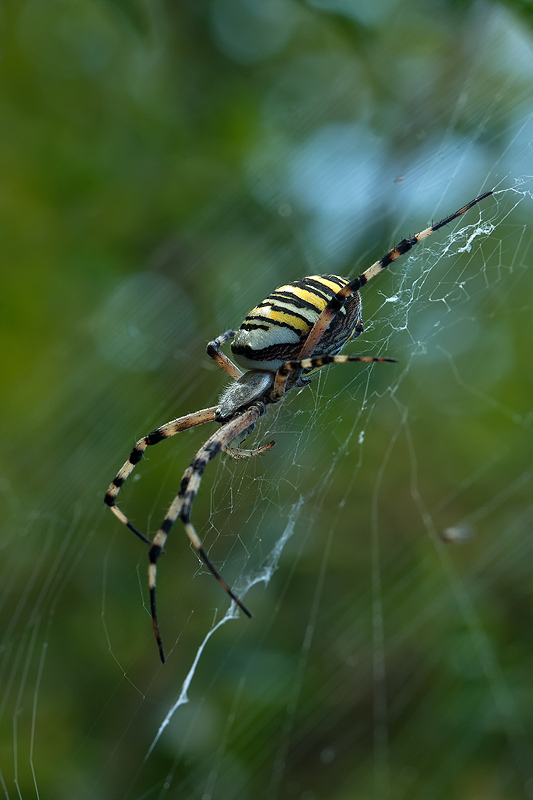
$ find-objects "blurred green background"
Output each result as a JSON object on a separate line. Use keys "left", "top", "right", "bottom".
{"left": 1, "top": 0, "right": 533, "bottom": 798}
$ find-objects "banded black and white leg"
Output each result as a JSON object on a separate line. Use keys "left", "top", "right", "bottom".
{"left": 105, "top": 332, "right": 272, "bottom": 542}
{"left": 299, "top": 191, "right": 493, "bottom": 359}
{"left": 270, "top": 354, "right": 398, "bottom": 403}
{"left": 104, "top": 406, "right": 219, "bottom": 543}
{"left": 148, "top": 402, "right": 266, "bottom": 662}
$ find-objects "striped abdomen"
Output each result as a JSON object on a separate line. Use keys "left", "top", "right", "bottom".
{"left": 231, "top": 274, "right": 363, "bottom": 371}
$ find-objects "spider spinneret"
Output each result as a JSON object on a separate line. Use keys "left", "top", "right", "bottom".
{"left": 105, "top": 189, "right": 493, "bottom": 663}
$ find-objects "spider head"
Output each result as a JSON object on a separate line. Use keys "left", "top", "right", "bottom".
{"left": 215, "top": 370, "right": 274, "bottom": 423}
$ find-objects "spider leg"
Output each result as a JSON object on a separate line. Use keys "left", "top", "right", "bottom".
{"left": 148, "top": 402, "right": 266, "bottom": 663}
{"left": 222, "top": 440, "right": 275, "bottom": 460}
{"left": 270, "top": 355, "right": 397, "bottom": 402}
{"left": 222, "top": 421, "right": 275, "bottom": 459}
{"left": 298, "top": 191, "right": 493, "bottom": 359}
{"left": 206, "top": 330, "right": 243, "bottom": 380}
{"left": 104, "top": 406, "right": 218, "bottom": 544}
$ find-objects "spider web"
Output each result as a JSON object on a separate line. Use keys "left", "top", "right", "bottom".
{"left": 2, "top": 3, "right": 533, "bottom": 800}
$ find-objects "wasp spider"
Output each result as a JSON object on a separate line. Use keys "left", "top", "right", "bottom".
{"left": 105, "top": 190, "right": 492, "bottom": 662}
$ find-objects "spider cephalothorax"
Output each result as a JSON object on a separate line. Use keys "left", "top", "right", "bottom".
{"left": 105, "top": 190, "right": 492, "bottom": 662}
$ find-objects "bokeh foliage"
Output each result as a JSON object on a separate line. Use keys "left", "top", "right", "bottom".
{"left": 1, "top": 1, "right": 532, "bottom": 799}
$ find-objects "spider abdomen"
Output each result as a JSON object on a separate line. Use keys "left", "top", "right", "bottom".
{"left": 231, "top": 274, "right": 363, "bottom": 372}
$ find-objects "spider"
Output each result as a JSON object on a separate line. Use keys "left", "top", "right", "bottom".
{"left": 105, "top": 190, "right": 492, "bottom": 663}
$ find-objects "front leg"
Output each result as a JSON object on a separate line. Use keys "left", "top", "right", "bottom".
{"left": 104, "top": 406, "right": 218, "bottom": 543}
{"left": 206, "top": 330, "right": 243, "bottom": 380}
